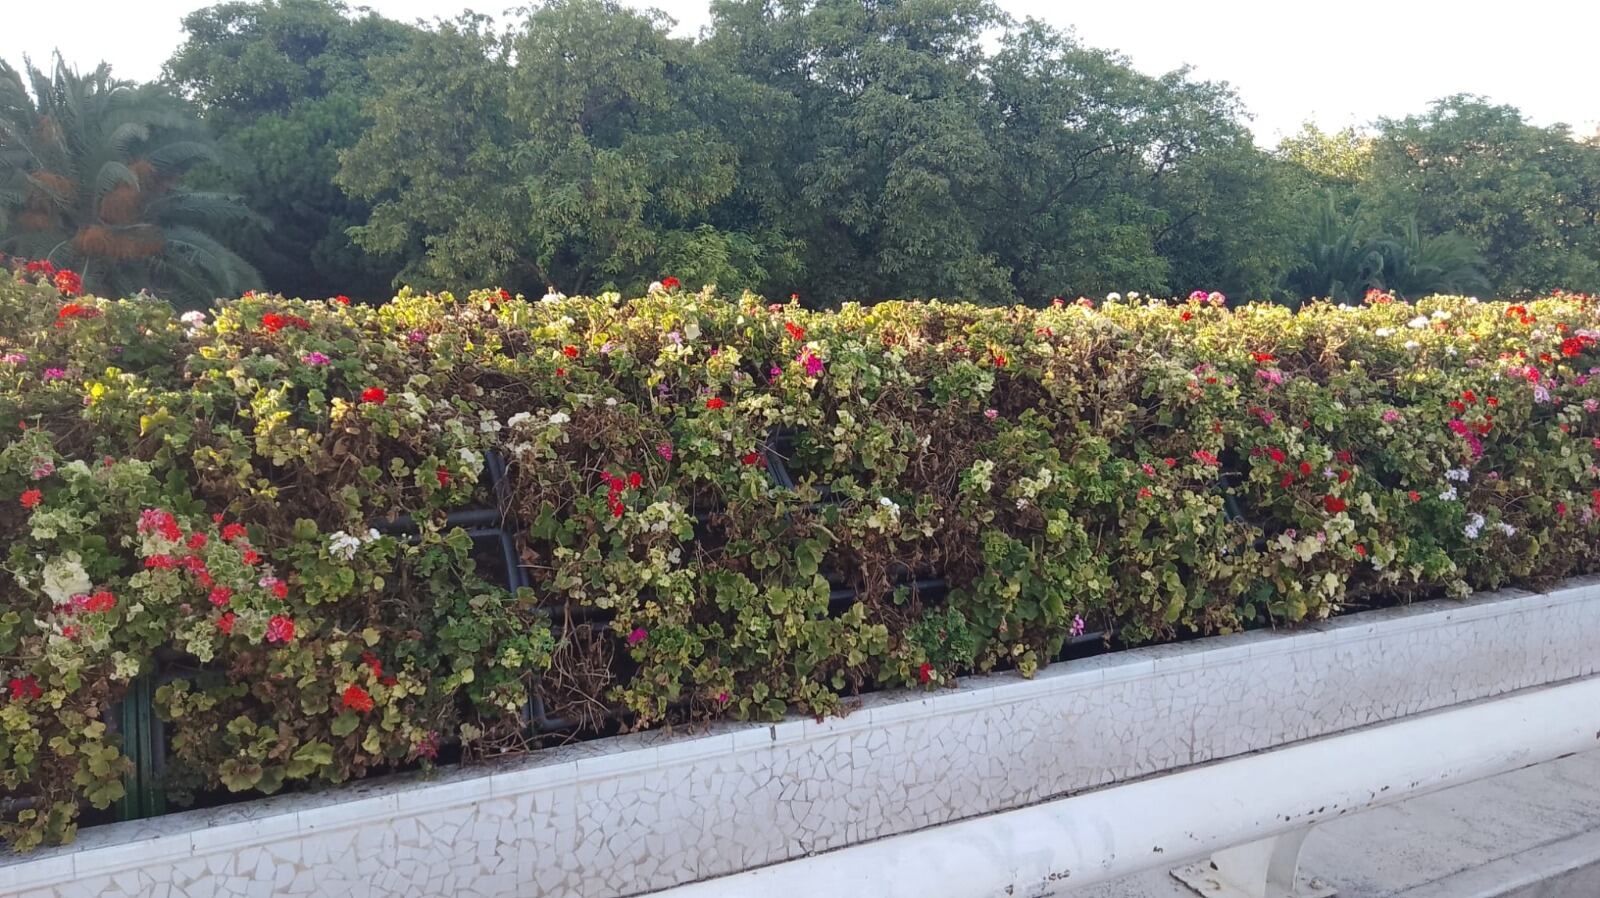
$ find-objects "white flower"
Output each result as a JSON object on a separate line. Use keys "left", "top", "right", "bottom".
{"left": 1464, "top": 512, "right": 1485, "bottom": 540}
{"left": 1106, "top": 292, "right": 1121, "bottom": 301}
{"left": 1445, "top": 468, "right": 1470, "bottom": 482}
{"left": 458, "top": 447, "right": 480, "bottom": 469}
{"left": 1438, "top": 486, "right": 1458, "bottom": 501}
{"left": 1431, "top": 309, "right": 1452, "bottom": 320}
{"left": 1407, "top": 315, "right": 1430, "bottom": 329}
{"left": 1497, "top": 521, "right": 1517, "bottom": 537}
{"left": 507, "top": 412, "right": 533, "bottom": 429}
{"left": 328, "top": 531, "right": 364, "bottom": 561}
{"left": 605, "top": 397, "right": 618, "bottom": 406}
{"left": 647, "top": 281, "right": 664, "bottom": 293}
{"left": 1128, "top": 291, "right": 1140, "bottom": 299}
{"left": 1375, "top": 327, "right": 1395, "bottom": 337}
{"left": 1404, "top": 340, "right": 1421, "bottom": 350}
{"left": 180, "top": 310, "right": 206, "bottom": 326}
{"left": 548, "top": 411, "right": 571, "bottom": 425}
{"left": 42, "top": 554, "right": 92, "bottom": 604}
{"left": 540, "top": 289, "right": 566, "bottom": 303}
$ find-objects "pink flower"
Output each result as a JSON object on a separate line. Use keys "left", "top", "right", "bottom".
{"left": 31, "top": 461, "right": 53, "bottom": 480}
{"left": 1070, "top": 615, "right": 1086, "bottom": 637}
{"left": 1382, "top": 409, "right": 1402, "bottom": 423}
{"left": 301, "top": 351, "right": 331, "bottom": 366}
{"left": 656, "top": 442, "right": 674, "bottom": 461}
{"left": 797, "top": 349, "right": 824, "bottom": 378}
{"left": 43, "top": 368, "right": 67, "bottom": 380}
{"left": 1256, "top": 368, "right": 1284, "bottom": 387}
{"left": 627, "top": 627, "right": 648, "bottom": 647}
{"left": 984, "top": 408, "right": 999, "bottom": 420}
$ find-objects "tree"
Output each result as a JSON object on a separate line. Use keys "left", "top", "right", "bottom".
{"left": 339, "top": 1, "right": 786, "bottom": 297}
{"left": 1282, "top": 195, "right": 1384, "bottom": 303}
{"left": 1372, "top": 218, "right": 1489, "bottom": 299}
{"left": 0, "top": 57, "right": 260, "bottom": 308}
{"left": 1360, "top": 96, "right": 1600, "bottom": 296}
{"left": 165, "top": 0, "right": 418, "bottom": 300}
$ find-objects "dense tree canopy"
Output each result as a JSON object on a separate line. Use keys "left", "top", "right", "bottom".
{"left": 7, "top": 0, "right": 1600, "bottom": 305}
{"left": 164, "top": 0, "right": 417, "bottom": 300}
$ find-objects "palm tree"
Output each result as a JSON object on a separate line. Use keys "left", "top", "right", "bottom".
{"left": 1282, "top": 194, "right": 1384, "bottom": 303}
{"left": 0, "top": 56, "right": 261, "bottom": 308}
{"left": 1372, "top": 218, "right": 1489, "bottom": 299}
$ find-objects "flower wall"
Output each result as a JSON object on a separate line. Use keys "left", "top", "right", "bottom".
{"left": 4, "top": 264, "right": 1600, "bottom": 850}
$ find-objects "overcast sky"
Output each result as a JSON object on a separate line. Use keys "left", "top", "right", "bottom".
{"left": 4, "top": 0, "right": 1596, "bottom": 145}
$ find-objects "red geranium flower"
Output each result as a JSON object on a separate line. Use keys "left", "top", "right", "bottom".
{"left": 8, "top": 676, "right": 42, "bottom": 702}
{"left": 20, "top": 489, "right": 42, "bottom": 509}
{"left": 1266, "top": 447, "right": 1286, "bottom": 464}
{"left": 917, "top": 662, "right": 933, "bottom": 685}
{"left": 217, "top": 612, "right": 236, "bottom": 635}
{"left": 785, "top": 322, "right": 806, "bottom": 342}
{"left": 705, "top": 397, "right": 726, "bottom": 410}
{"left": 342, "top": 684, "right": 375, "bottom": 713}
{"left": 563, "top": 345, "right": 579, "bottom": 358}
{"left": 661, "top": 276, "right": 681, "bottom": 290}
{"left": 84, "top": 591, "right": 116, "bottom": 613}
{"left": 54, "top": 267, "right": 82, "bottom": 296}
{"left": 361, "top": 387, "right": 387, "bottom": 404}
{"left": 1408, "top": 490, "right": 1421, "bottom": 502}
{"left": 222, "top": 523, "right": 248, "bottom": 542}
{"left": 209, "top": 586, "right": 233, "bottom": 607}
{"left": 270, "top": 580, "right": 288, "bottom": 600}
{"left": 261, "top": 313, "right": 288, "bottom": 333}
{"left": 266, "top": 615, "right": 296, "bottom": 643}
{"left": 628, "top": 471, "right": 642, "bottom": 489}
{"left": 741, "top": 452, "right": 763, "bottom": 466}
{"left": 1322, "top": 495, "right": 1348, "bottom": 514}
{"left": 436, "top": 466, "right": 450, "bottom": 487}
{"left": 1298, "top": 462, "right": 1313, "bottom": 477}
{"left": 333, "top": 294, "right": 351, "bottom": 306}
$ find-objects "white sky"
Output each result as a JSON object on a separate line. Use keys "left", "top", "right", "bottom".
{"left": 3, "top": 0, "right": 1596, "bottom": 145}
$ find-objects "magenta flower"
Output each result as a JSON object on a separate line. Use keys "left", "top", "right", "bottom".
{"left": 656, "top": 442, "right": 673, "bottom": 461}
{"left": 406, "top": 330, "right": 427, "bottom": 343}
{"left": 797, "top": 349, "right": 824, "bottom": 377}
{"left": 1, "top": 352, "right": 26, "bottom": 364}
{"left": 301, "top": 351, "right": 331, "bottom": 366}
{"left": 1382, "top": 409, "right": 1402, "bottom": 423}
{"left": 627, "top": 627, "right": 648, "bottom": 647}
{"left": 43, "top": 368, "right": 67, "bottom": 380}
{"left": 984, "top": 408, "right": 999, "bottom": 420}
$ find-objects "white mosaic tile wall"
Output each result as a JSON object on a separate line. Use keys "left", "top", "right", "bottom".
{"left": 5, "top": 579, "right": 1599, "bottom": 898}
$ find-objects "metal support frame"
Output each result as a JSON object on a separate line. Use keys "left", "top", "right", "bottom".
{"left": 1172, "top": 828, "right": 1336, "bottom": 898}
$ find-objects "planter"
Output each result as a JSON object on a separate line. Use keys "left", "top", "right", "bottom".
{"left": 5, "top": 578, "right": 1599, "bottom": 898}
